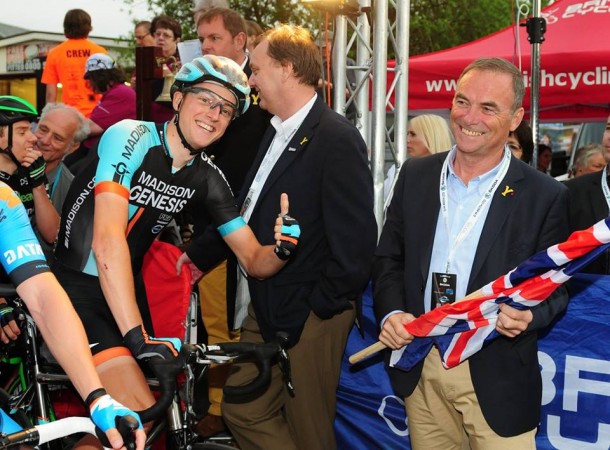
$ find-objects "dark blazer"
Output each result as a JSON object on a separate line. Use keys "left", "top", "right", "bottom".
{"left": 564, "top": 170, "right": 610, "bottom": 274}
{"left": 190, "top": 96, "right": 377, "bottom": 346}
{"left": 373, "top": 152, "right": 570, "bottom": 437}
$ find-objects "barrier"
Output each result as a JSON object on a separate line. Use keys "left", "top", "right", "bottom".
{"left": 336, "top": 274, "right": 610, "bottom": 449}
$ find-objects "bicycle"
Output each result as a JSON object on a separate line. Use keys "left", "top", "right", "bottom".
{"left": 0, "top": 284, "right": 293, "bottom": 449}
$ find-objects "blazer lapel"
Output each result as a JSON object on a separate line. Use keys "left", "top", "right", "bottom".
{"left": 468, "top": 158, "right": 524, "bottom": 288}
{"left": 590, "top": 171, "right": 608, "bottom": 219}
{"left": 250, "top": 97, "right": 323, "bottom": 209}
{"left": 419, "top": 155, "right": 444, "bottom": 282}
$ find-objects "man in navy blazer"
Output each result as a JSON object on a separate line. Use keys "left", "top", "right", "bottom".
{"left": 187, "top": 25, "right": 376, "bottom": 450}
{"left": 564, "top": 114, "right": 610, "bottom": 274}
{"left": 373, "top": 58, "right": 569, "bottom": 449}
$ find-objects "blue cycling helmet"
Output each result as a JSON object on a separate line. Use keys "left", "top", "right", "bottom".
{"left": 172, "top": 55, "right": 251, "bottom": 118}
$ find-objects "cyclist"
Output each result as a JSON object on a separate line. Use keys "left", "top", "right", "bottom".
{"left": 0, "top": 96, "right": 60, "bottom": 247}
{"left": 52, "top": 55, "right": 299, "bottom": 437}
{"left": 0, "top": 181, "right": 144, "bottom": 448}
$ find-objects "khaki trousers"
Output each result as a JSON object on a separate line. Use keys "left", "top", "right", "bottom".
{"left": 405, "top": 347, "right": 536, "bottom": 450}
{"left": 198, "top": 261, "right": 240, "bottom": 416}
{"left": 222, "top": 304, "right": 355, "bottom": 450}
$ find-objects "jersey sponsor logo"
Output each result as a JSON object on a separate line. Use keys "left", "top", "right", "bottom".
{"left": 129, "top": 171, "right": 195, "bottom": 214}
{"left": 112, "top": 161, "right": 130, "bottom": 185}
{"left": 121, "top": 124, "right": 150, "bottom": 161}
{"left": 64, "top": 177, "right": 96, "bottom": 247}
{"left": 4, "top": 243, "right": 44, "bottom": 265}
{"left": 203, "top": 154, "right": 235, "bottom": 197}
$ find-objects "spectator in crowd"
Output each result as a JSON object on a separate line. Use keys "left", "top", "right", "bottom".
{"left": 507, "top": 119, "right": 534, "bottom": 164}
{"left": 83, "top": 53, "right": 137, "bottom": 151}
{"left": 406, "top": 114, "right": 453, "bottom": 158}
{"left": 151, "top": 15, "right": 182, "bottom": 61}
{"left": 34, "top": 103, "right": 88, "bottom": 257}
{"left": 193, "top": 0, "right": 229, "bottom": 24}
{"left": 182, "top": 24, "right": 376, "bottom": 450}
{"left": 537, "top": 143, "right": 553, "bottom": 173}
{"left": 571, "top": 143, "right": 605, "bottom": 177}
{"left": 373, "top": 57, "right": 569, "bottom": 449}
{"left": 384, "top": 114, "right": 453, "bottom": 201}
{"left": 192, "top": 7, "right": 272, "bottom": 438}
{"left": 150, "top": 15, "right": 182, "bottom": 122}
{"left": 564, "top": 113, "right": 610, "bottom": 274}
{"left": 41, "top": 9, "right": 107, "bottom": 118}
{"left": 134, "top": 20, "right": 156, "bottom": 47}
{"left": 316, "top": 30, "right": 357, "bottom": 120}
{"left": 245, "top": 20, "right": 264, "bottom": 53}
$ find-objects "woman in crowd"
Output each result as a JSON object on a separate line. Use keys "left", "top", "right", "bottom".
{"left": 406, "top": 114, "right": 453, "bottom": 158}
{"left": 507, "top": 119, "right": 534, "bottom": 163}
{"left": 385, "top": 114, "right": 453, "bottom": 201}
{"left": 150, "top": 15, "right": 182, "bottom": 122}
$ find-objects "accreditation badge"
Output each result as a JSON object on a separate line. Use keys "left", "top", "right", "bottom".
{"left": 432, "top": 272, "right": 457, "bottom": 308}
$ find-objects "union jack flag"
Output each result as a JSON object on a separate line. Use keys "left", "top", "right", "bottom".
{"left": 390, "top": 217, "right": 610, "bottom": 371}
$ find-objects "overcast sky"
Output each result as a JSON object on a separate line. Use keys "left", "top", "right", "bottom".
{"left": 1, "top": 0, "right": 155, "bottom": 39}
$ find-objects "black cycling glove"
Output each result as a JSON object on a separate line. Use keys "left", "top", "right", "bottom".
{"left": 27, "top": 155, "right": 47, "bottom": 188}
{"left": 274, "top": 214, "right": 300, "bottom": 261}
{"left": 124, "top": 324, "right": 181, "bottom": 361}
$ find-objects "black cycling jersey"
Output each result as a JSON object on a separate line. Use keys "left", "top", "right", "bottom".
{"left": 0, "top": 167, "right": 35, "bottom": 222}
{"left": 55, "top": 120, "right": 245, "bottom": 276}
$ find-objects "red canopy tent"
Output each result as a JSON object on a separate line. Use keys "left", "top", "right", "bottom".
{"left": 393, "top": 0, "right": 610, "bottom": 122}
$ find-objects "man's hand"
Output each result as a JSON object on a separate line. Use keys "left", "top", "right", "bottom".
{"left": 22, "top": 150, "right": 47, "bottom": 188}
{"left": 379, "top": 312, "right": 416, "bottom": 349}
{"left": 274, "top": 193, "right": 300, "bottom": 261}
{"left": 123, "top": 324, "right": 181, "bottom": 361}
{"left": 495, "top": 303, "right": 533, "bottom": 338}
{"left": 87, "top": 389, "right": 146, "bottom": 450}
{"left": 0, "top": 302, "right": 20, "bottom": 344}
{"left": 175, "top": 252, "right": 204, "bottom": 283}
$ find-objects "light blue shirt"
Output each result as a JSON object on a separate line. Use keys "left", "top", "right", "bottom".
{"left": 423, "top": 148, "right": 505, "bottom": 312}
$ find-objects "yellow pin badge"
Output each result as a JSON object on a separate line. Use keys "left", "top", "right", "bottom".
{"left": 501, "top": 185, "right": 515, "bottom": 197}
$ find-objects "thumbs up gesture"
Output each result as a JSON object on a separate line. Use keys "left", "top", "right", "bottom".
{"left": 274, "top": 193, "right": 300, "bottom": 261}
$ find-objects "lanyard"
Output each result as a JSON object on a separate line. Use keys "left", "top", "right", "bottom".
{"left": 439, "top": 147, "right": 511, "bottom": 272}
{"left": 50, "top": 164, "right": 62, "bottom": 199}
{"left": 601, "top": 166, "right": 610, "bottom": 211}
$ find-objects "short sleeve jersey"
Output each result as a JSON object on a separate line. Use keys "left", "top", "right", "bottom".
{"left": 0, "top": 182, "right": 49, "bottom": 286}
{"left": 55, "top": 119, "right": 245, "bottom": 276}
{"left": 41, "top": 38, "right": 107, "bottom": 117}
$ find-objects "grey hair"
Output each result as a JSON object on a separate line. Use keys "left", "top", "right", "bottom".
{"left": 40, "top": 102, "right": 90, "bottom": 143}
{"left": 573, "top": 143, "right": 604, "bottom": 173}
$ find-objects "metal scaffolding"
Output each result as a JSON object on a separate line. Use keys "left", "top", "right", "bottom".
{"left": 321, "top": 0, "right": 409, "bottom": 234}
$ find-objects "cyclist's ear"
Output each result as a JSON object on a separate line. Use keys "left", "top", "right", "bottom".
{"left": 172, "top": 91, "right": 184, "bottom": 112}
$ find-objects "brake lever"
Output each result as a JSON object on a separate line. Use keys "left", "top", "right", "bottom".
{"left": 275, "top": 332, "right": 294, "bottom": 397}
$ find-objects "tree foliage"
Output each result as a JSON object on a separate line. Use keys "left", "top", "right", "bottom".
{"left": 407, "top": 0, "right": 553, "bottom": 56}
{"left": 120, "top": 0, "right": 553, "bottom": 56}
{"left": 122, "top": 0, "right": 320, "bottom": 41}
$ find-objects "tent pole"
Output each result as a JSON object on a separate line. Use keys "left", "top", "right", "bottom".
{"left": 527, "top": 0, "right": 546, "bottom": 167}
